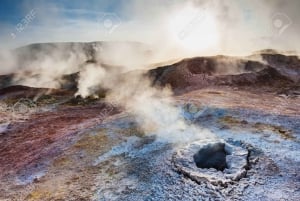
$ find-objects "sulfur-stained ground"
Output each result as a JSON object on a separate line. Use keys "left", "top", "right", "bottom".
{"left": 0, "top": 86, "right": 299, "bottom": 201}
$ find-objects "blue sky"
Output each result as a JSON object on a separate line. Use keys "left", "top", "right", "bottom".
{"left": 0, "top": 0, "right": 124, "bottom": 24}
{"left": 0, "top": 0, "right": 299, "bottom": 53}
{"left": 0, "top": 0, "right": 133, "bottom": 49}
{"left": 0, "top": 0, "right": 23, "bottom": 23}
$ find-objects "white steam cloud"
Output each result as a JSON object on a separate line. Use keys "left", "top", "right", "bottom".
{"left": 105, "top": 70, "right": 215, "bottom": 142}
{"left": 1, "top": 0, "right": 299, "bottom": 143}
{"left": 75, "top": 63, "right": 106, "bottom": 98}
{"left": 70, "top": 42, "right": 216, "bottom": 143}
{"left": 1, "top": 0, "right": 299, "bottom": 54}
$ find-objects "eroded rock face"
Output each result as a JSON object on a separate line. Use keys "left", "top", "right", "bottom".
{"left": 172, "top": 140, "right": 249, "bottom": 186}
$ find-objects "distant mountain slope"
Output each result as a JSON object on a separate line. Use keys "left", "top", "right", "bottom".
{"left": 14, "top": 41, "right": 151, "bottom": 63}
{"left": 148, "top": 54, "right": 299, "bottom": 93}
{"left": 0, "top": 42, "right": 299, "bottom": 96}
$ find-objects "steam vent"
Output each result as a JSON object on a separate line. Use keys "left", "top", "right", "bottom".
{"left": 1, "top": 0, "right": 300, "bottom": 199}
{"left": 172, "top": 140, "right": 250, "bottom": 186}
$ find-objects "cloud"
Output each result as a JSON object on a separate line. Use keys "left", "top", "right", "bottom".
{"left": 1, "top": 0, "right": 299, "bottom": 144}
{"left": 0, "top": 0, "right": 299, "bottom": 54}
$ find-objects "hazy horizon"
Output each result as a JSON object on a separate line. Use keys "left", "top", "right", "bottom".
{"left": 0, "top": 0, "right": 299, "bottom": 56}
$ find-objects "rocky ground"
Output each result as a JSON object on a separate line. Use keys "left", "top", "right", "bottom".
{"left": 0, "top": 85, "right": 299, "bottom": 201}
{"left": 0, "top": 49, "right": 299, "bottom": 200}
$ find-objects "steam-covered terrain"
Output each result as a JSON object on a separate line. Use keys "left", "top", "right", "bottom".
{"left": 0, "top": 42, "right": 299, "bottom": 201}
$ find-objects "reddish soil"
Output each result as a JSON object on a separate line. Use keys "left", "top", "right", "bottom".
{"left": 0, "top": 51, "right": 299, "bottom": 200}
{"left": 0, "top": 103, "right": 119, "bottom": 179}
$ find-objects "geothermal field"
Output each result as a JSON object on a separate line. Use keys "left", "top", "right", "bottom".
{"left": 0, "top": 1, "right": 299, "bottom": 201}
{"left": 0, "top": 43, "right": 299, "bottom": 201}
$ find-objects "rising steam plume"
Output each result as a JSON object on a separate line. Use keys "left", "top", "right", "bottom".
{"left": 1, "top": 0, "right": 299, "bottom": 143}
{"left": 73, "top": 42, "right": 216, "bottom": 142}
